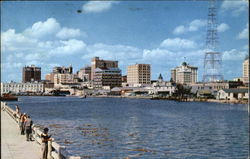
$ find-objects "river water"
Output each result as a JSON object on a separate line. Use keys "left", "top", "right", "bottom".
{"left": 7, "top": 96, "right": 249, "bottom": 159}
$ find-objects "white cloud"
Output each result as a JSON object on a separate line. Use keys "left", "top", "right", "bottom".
{"left": 188, "top": 19, "right": 206, "bottom": 31}
{"left": 23, "top": 18, "right": 60, "bottom": 38}
{"left": 173, "top": 25, "right": 185, "bottom": 35}
{"left": 24, "top": 53, "right": 45, "bottom": 61}
{"left": 82, "top": 43, "right": 141, "bottom": 61}
{"left": 217, "top": 23, "right": 229, "bottom": 32}
{"left": 173, "top": 19, "right": 206, "bottom": 34}
{"left": 82, "top": 1, "right": 119, "bottom": 13}
{"left": 49, "top": 39, "right": 86, "bottom": 55}
{"left": 237, "top": 23, "right": 249, "bottom": 39}
{"left": 1, "top": 29, "right": 38, "bottom": 52}
{"left": 160, "top": 38, "right": 197, "bottom": 50}
{"left": 56, "top": 27, "right": 84, "bottom": 39}
{"left": 222, "top": 49, "right": 247, "bottom": 61}
{"left": 221, "top": 0, "right": 248, "bottom": 16}
{"left": 1, "top": 17, "right": 87, "bottom": 58}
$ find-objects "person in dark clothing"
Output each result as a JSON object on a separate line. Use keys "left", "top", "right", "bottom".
{"left": 41, "top": 128, "right": 52, "bottom": 159}
{"left": 24, "top": 115, "right": 33, "bottom": 141}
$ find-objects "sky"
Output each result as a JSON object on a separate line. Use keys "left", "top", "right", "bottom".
{"left": 1, "top": 0, "right": 249, "bottom": 82}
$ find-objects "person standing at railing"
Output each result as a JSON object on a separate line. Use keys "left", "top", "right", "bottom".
{"left": 24, "top": 115, "right": 33, "bottom": 141}
{"left": 19, "top": 113, "right": 26, "bottom": 135}
{"left": 41, "top": 127, "right": 52, "bottom": 159}
{"left": 14, "top": 105, "right": 20, "bottom": 118}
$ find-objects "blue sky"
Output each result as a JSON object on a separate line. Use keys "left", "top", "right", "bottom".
{"left": 1, "top": 0, "right": 249, "bottom": 82}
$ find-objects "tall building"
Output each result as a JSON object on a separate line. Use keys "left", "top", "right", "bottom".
{"left": 243, "top": 58, "right": 249, "bottom": 84}
{"left": 45, "top": 65, "right": 73, "bottom": 83}
{"left": 53, "top": 65, "right": 73, "bottom": 74}
{"left": 91, "top": 57, "right": 121, "bottom": 89}
{"left": 127, "top": 64, "right": 151, "bottom": 85}
{"left": 171, "top": 62, "right": 198, "bottom": 84}
{"left": 22, "top": 65, "right": 41, "bottom": 83}
{"left": 91, "top": 57, "right": 118, "bottom": 80}
{"left": 78, "top": 66, "right": 91, "bottom": 81}
{"left": 93, "top": 68, "right": 122, "bottom": 89}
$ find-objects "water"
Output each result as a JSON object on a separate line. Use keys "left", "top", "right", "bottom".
{"left": 7, "top": 96, "right": 249, "bottom": 159}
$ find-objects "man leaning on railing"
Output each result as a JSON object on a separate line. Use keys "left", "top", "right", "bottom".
{"left": 41, "top": 127, "right": 52, "bottom": 159}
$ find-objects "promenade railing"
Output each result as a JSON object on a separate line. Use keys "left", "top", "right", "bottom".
{"left": 1, "top": 101, "right": 81, "bottom": 159}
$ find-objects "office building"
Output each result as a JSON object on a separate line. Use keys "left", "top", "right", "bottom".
{"left": 78, "top": 66, "right": 91, "bottom": 81}
{"left": 91, "top": 57, "right": 118, "bottom": 80}
{"left": 53, "top": 65, "right": 73, "bottom": 74}
{"left": 171, "top": 62, "right": 198, "bottom": 84}
{"left": 54, "top": 74, "right": 77, "bottom": 85}
{"left": 243, "top": 58, "right": 249, "bottom": 84}
{"left": 1, "top": 82, "right": 44, "bottom": 94}
{"left": 91, "top": 57, "right": 121, "bottom": 89}
{"left": 127, "top": 64, "right": 151, "bottom": 85}
{"left": 22, "top": 65, "right": 41, "bottom": 83}
{"left": 93, "top": 68, "right": 122, "bottom": 89}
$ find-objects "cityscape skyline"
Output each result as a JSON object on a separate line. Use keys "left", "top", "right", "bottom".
{"left": 1, "top": 1, "right": 249, "bottom": 82}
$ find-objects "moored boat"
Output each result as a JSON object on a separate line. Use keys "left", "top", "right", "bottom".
{"left": 0, "top": 93, "right": 18, "bottom": 101}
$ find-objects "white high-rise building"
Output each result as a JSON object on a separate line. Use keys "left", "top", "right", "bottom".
{"left": 171, "top": 62, "right": 198, "bottom": 84}
{"left": 243, "top": 58, "right": 249, "bottom": 84}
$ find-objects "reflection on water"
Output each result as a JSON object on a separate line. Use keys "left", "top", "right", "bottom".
{"left": 8, "top": 96, "right": 249, "bottom": 159}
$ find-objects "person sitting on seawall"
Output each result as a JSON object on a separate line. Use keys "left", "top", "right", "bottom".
{"left": 41, "top": 128, "right": 52, "bottom": 159}
{"left": 24, "top": 115, "right": 33, "bottom": 141}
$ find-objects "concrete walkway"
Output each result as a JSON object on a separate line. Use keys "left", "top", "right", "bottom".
{"left": 1, "top": 109, "right": 41, "bottom": 159}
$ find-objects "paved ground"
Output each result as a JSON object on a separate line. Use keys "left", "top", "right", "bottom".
{"left": 1, "top": 109, "right": 41, "bottom": 159}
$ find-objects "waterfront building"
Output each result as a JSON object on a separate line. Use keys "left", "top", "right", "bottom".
{"left": 243, "top": 58, "right": 249, "bottom": 84}
{"left": 150, "top": 74, "right": 176, "bottom": 96}
{"left": 217, "top": 88, "right": 248, "bottom": 100}
{"left": 91, "top": 57, "right": 118, "bottom": 81}
{"left": 127, "top": 64, "right": 151, "bottom": 86}
{"left": 78, "top": 66, "right": 91, "bottom": 81}
{"left": 1, "top": 82, "right": 44, "bottom": 94}
{"left": 93, "top": 67, "right": 122, "bottom": 89}
{"left": 171, "top": 62, "right": 198, "bottom": 84}
{"left": 22, "top": 65, "right": 41, "bottom": 83}
{"left": 188, "top": 82, "right": 229, "bottom": 96}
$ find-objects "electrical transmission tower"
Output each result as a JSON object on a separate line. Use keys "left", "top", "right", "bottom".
{"left": 203, "top": 0, "right": 223, "bottom": 82}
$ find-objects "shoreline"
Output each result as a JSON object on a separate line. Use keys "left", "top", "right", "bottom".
{"left": 5, "top": 95, "right": 248, "bottom": 105}
{"left": 86, "top": 95, "right": 248, "bottom": 104}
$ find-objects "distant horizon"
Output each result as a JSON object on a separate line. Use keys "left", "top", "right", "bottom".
{"left": 1, "top": 1, "right": 249, "bottom": 82}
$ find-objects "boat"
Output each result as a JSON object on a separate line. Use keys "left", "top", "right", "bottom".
{"left": 0, "top": 93, "right": 18, "bottom": 101}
